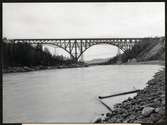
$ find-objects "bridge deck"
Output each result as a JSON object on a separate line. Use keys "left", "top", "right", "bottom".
{"left": 9, "top": 38, "right": 147, "bottom": 41}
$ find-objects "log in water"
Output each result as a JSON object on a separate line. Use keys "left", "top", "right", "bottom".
{"left": 97, "top": 98, "right": 113, "bottom": 112}
{"left": 98, "top": 89, "right": 140, "bottom": 99}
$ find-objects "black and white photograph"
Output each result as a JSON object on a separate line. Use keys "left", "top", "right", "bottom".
{"left": 2, "top": 2, "right": 165, "bottom": 124}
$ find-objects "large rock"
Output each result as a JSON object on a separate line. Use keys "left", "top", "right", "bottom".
{"left": 150, "top": 113, "right": 162, "bottom": 122}
{"left": 155, "top": 107, "right": 165, "bottom": 115}
{"left": 142, "top": 107, "right": 155, "bottom": 117}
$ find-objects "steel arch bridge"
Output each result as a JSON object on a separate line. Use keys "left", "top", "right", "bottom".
{"left": 8, "top": 38, "right": 147, "bottom": 61}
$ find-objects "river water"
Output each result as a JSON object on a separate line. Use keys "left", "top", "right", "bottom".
{"left": 3, "top": 64, "right": 163, "bottom": 123}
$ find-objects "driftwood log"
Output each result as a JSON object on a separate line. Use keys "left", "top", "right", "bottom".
{"left": 98, "top": 89, "right": 140, "bottom": 99}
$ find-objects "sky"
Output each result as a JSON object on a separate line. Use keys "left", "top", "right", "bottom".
{"left": 3, "top": 2, "right": 165, "bottom": 61}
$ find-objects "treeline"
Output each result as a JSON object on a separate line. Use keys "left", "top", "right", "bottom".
{"left": 2, "top": 38, "right": 75, "bottom": 68}
{"left": 107, "top": 37, "right": 165, "bottom": 64}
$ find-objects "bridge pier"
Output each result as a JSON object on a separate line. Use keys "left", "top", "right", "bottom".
{"left": 73, "top": 57, "right": 78, "bottom": 63}
{"left": 117, "top": 47, "right": 121, "bottom": 56}
{"left": 116, "top": 48, "right": 122, "bottom": 64}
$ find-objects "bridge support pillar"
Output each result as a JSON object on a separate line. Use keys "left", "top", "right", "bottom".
{"left": 117, "top": 47, "right": 121, "bottom": 56}
{"left": 116, "top": 48, "right": 122, "bottom": 64}
{"left": 73, "top": 57, "right": 78, "bottom": 63}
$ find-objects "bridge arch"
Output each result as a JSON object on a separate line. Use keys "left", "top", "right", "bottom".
{"left": 46, "top": 42, "right": 127, "bottom": 61}
{"left": 77, "top": 43, "right": 125, "bottom": 60}
{"left": 46, "top": 43, "right": 75, "bottom": 59}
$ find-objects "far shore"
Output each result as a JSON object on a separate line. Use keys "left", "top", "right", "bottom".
{"left": 2, "top": 63, "right": 89, "bottom": 73}
{"left": 2, "top": 60, "right": 164, "bottom": 74}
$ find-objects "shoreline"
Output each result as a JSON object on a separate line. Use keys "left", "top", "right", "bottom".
{"left": 94, "top": 68, "right": 165, "bottom": 123}
{"left": 3, "top": 60, "right": 164, "bottom": 74}
{"left": 2, "top": 64, "right": 89, "bottom": 73}
{"left": 122, "top": 60, "right": 165, "bottom": 66}
{"left": 111, "top": 60, "right": 165, "bottom": 66}
{"left": 86, "top": 60, "right": 165, "bottom": 66}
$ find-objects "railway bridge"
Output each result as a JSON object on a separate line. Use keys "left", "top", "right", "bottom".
{"left": 8, "top": 38, "right": 152, "bottom": 61}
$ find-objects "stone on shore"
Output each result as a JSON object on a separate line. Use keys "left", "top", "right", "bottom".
{"left": 141, "top": 107, "right": 155, "bottom": 117}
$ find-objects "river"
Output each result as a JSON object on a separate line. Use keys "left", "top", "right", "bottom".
{"left": 3, "top": 64, "right": 163, "bottom": 123}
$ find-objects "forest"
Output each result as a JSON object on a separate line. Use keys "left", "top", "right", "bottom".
{"left": 2, "top": 38, "right": 75, "bottom": 69}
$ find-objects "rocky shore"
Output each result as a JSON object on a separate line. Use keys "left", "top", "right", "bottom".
{"left": 94, "top": 68, "right": 165, "bottom": 124}
{"left": 2, "top": 64, "right": 88, "bottom": 73}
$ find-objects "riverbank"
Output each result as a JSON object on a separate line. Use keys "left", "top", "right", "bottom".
{"left": 86, "top": 60, "right": 165, "bottom": 67}
{"left": 123, "top": 60, "right": 165, "bottom": 66}
{"left": 3, "top": 60, "right": 164, "bottom": 73}
{"left": 94, "top": 68, "right": 165, "bottom": 123}
{"left": 2, "top": 64, "right": 88, "bottom": 73}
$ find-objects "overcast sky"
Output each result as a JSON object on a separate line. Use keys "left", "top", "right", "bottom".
{"left": 3, "top": 2, "right": 165, "bottom": 61}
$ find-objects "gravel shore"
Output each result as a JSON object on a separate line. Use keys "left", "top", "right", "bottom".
{"left": 94, "top": 68, "right": 165, "bottom": 124}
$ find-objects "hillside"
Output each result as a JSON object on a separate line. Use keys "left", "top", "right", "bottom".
{"left": 136, "top": 38, "right": 165, "bottom": 61}
{"left": 85, "top": 58, "right": 110, "bottom": 65}
{"left": 107, "top": 37, "right": 165, "bottom": 64}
